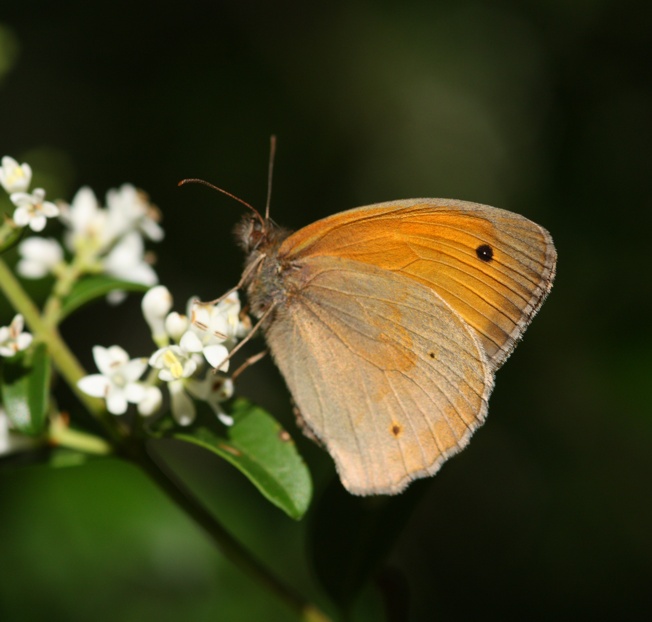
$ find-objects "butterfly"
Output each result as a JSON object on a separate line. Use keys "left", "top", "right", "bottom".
{"left": 186, "top": 138, "right": 556, "bottom": 496}
{"left": 226, "top": 194, "right": 556, "bottom": 496}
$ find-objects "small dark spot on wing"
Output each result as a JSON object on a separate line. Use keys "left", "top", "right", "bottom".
{"left": 476, "top": 244, "right": 493, "bottom": 262}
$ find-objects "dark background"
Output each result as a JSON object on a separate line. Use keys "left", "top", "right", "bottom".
{"left": 1, "top": 1, "right": 651, "bottom": 620}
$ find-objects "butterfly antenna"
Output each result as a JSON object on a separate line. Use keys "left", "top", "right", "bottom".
{"left": 178, "top": 178, "right": 265, "bottom": 229}
{"left": 265, "top": 135, "right": 276, "bottom": 222}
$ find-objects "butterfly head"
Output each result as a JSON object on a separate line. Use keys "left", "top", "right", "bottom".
{"left": 234, "top": 212, "right": 268, "bottom": 254}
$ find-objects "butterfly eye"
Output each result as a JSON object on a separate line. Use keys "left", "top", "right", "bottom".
{"left": 475, "top": 244, "right": 493, "bottom": 262}
{"left": 235, "top": 215, "right": 267, "bottom": 253}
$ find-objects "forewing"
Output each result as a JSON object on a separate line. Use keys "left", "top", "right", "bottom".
{"left": 265, "top": 255, "right": 493, "bottom": 495}
{"left": 279, "top": 199, "right": 556, "bottom": 370}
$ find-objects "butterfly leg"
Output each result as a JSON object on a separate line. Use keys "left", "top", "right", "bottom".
{"left": 230, "top": 350, "right": 268, "bottom": 381}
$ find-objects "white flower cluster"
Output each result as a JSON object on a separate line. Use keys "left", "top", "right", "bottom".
{"left": 0, "top": 156, "right": 58, "bottom": 231}
{"left": 1, "top": 154, "right": 163, "bottom": 289}
{"left": 78, "top": 286, "right": 252, "bottom": 426}
{"left": 58, "top": 184, "right": 163, "bottom": 288}
{"left": 1, "top": 155, "right": 246, "bottom": 436}
{"left": 0, "top": 314, "right": 38, "bottom": 456}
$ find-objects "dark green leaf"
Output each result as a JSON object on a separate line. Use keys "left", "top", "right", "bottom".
{"left": 1, "top": 343, "right": 51, "bottom": 436}
{"left": 309, "top": 477, "right": 426, "bottom": 609}
{"left": 173, "top": 398, "right": 312, "bottom": 519}
{"left": 59, "top": 276, "right": 150, "bottom": 319}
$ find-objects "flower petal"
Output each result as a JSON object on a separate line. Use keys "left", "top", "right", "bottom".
{"left": 125, "top": 382, "right": 147, "bottom": 403}
{"left": 169, "top": 380, "right": 196, "bottom": 425}
{"left": 10, "top": 314, "right": 25, "bottom": 334}
{"left": 0, "top": 156, "right": 32, "bottom": 193}
{"left": 136, "top": 386, "right": 163, "bottom": 416}
{"left": 165, "top": 312, "right": 188, "bottom": 342}
{"left": 12, "top": 206, "right": 31, "bottom": 227}
{"left": 28, "top": 215, "right": 47, "bottom": 232}
{"left": 105, "top": 387, "right": 128, "bottom": 415}
{"left": 93, "top": 345, "right": 129, "bottom": 375}
{"left": 77, "top": 374, "right": 111, "bottom": 398}
{"left": 179, "top": 330, "right": 203, "bottom": 353}
{"left": 10, "top": 192, "right": 32, "bottom": 207}
{"left": 16, "top": 238, "right": 63, "bottom": 279}
{"left": 217, "top": 412, "right": 234, "bottom": 426}
{"left": 158, "top": 368, "right": 175, "bottom": 382}
{"left": 132, "top": 383, "right": 163, "bottom": 417}
{"left": 41, "top": 201, "right": 60, "bottom": 217}
{"left": 16, "top": 259, "right": 48, "bottom": 279}
{"left": 203, "top": 344, "right": 230, "bottom": 371}
{"left": 15, "top": 333, "right": 33, "bottom": 351}
{"left": 121, "top": 357, "right": 148, "bottom": 382}
{"left": 19, "top": 236, "right": 64, "bottom": 262}
{"left": 142, "top": 286, "right": 173, "bottom": 340}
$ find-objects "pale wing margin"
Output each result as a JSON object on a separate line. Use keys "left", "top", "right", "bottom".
{"left": 264, "top": 255, "right": 494, "bottom": 496}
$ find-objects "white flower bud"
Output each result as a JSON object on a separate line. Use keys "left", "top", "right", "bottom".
{"left": 136, "top": 385, "right": 163, "bottom": 417}
{"left": 0, "top": 156, "right": 32, "bottom": 193}
{"left": 142, "top": 285, "right": 173, "bottom": 344}
{"left": 16, "top": 237, "right": 64, "bottom": 279}
{"left": 168, "top": 380, "right": 196, "bottom": 425}
{"left": 165, "top": 311, "right": 189, "bottom": 342}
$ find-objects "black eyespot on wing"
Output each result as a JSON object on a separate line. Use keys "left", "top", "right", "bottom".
{"left": 476, "top": 244, "right": 493, "bottom": 262}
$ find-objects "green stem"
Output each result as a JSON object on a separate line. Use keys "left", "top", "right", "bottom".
{"left": 130, "top": 441, "right": 331, "bottom": 622}
{"left": 50, "top": 417, "right": 113, "bottom": 454}
{"left": 42, "top": 248, "right": 97, "bottom": 328}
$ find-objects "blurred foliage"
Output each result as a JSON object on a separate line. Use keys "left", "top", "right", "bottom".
{"left": 1, "top": 0, "right": 652, "bottom": 620}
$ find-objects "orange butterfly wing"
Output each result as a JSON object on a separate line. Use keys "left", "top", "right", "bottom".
{"left": 264, "top": 256, "right": 492, "bottom": 495}
{"left": 278, "top": 199, "right": 556, "bottom": 370}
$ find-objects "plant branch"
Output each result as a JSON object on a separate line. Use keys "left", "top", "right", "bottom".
{"left": 130, "top": 441, "right": 331, "bottom": 622}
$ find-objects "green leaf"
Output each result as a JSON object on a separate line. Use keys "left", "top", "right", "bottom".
{"left": 173, "top": 398, "right": 312, "bottom": 519}
{"left": 59, "top": 276, "right": 150, "bottom": 319}
{"left": 1, "top": 342, "right": 51, "bottom": 436}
